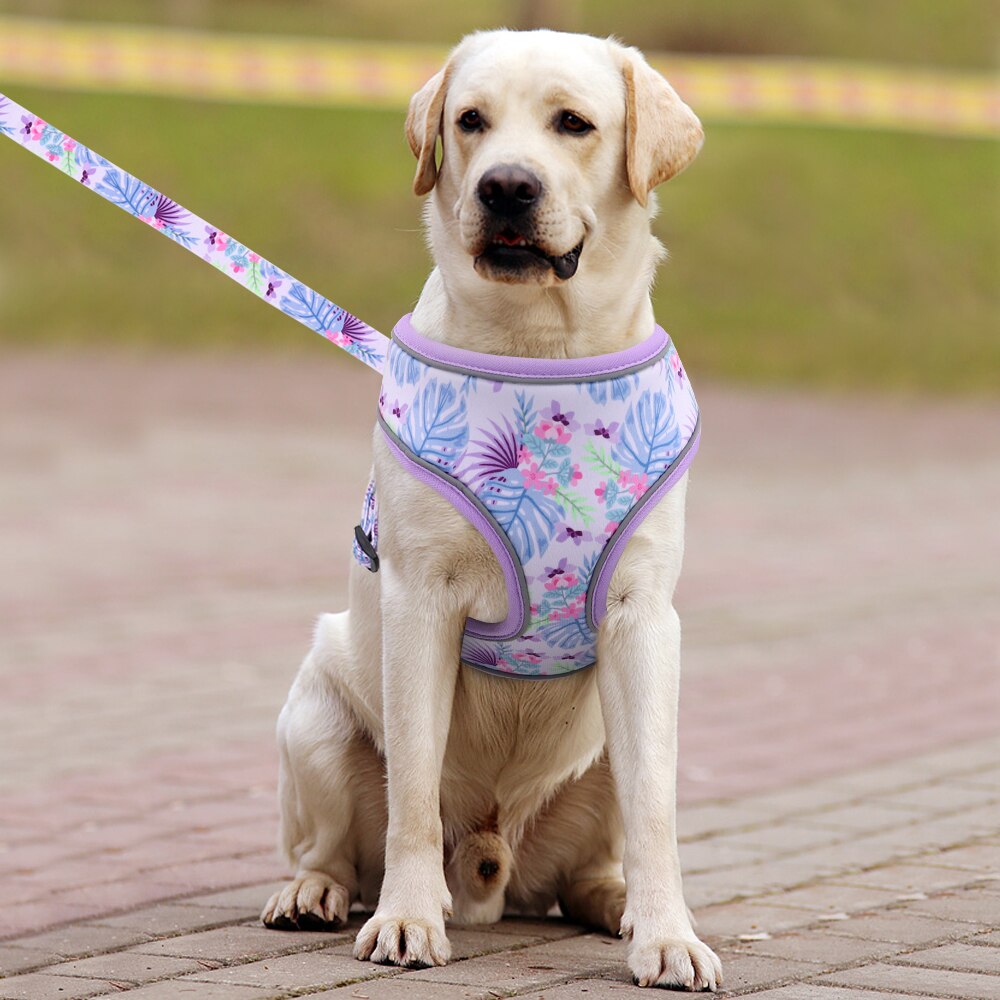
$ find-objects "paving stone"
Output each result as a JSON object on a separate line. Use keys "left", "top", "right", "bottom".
{"left": 971, "top": 931, "right": 1000, "bottom": 946}
{"left": 439, "top": 926, "right": 547, "bottom": 959}
{"left": 751, "top": 883, "right": 902, "bottom": 914}
{"left": 829, "top": 863, "right": 986, "bottom": 894}
{"left": 690, "top": 902, "right": 816, "bottom": 939}
{"left": 799, "top": 802, "right": 929, "bottom": 833}
{"left": 94, "top": 982, "right": 276, "bottom": 999}
{"left": 183, "top": 949, "right": 390, "bottom": 989}
{"left": 502, "top": 980, "right": 649, "bottom": 1000}
{"left": 903, "top": 889, "right": 1000, "bottom": 925}
{"left": 713, "top": 951, "right": 821, "bottom": 990}
{"left": 0, "top": 948, "right": 59, "bottom": 977}
{"left": 0, "top": 972, "right": 111, "bottom": 999}
{"left": 676, "top": 802, "right": 774, "bottom": 840}
{"left": 919, "top": 843, "right": 1000, "bottom": 873}
{"left": 406, "top": 939, "right": 613, "bottom": 990}
{"left": 727, "top": 928, "right": 901, "bottom": 966}
{"left": 132, "top": 924, "right": 336, "bottom": 961}
{"left": 305, "top": 979, "right": 492, "bottom": 999}
{"left": 874, "top": 783, "right": 1000, "bottom": 814}
{"left": 2, "top": 924, "right": 151, "bottom": 958}
{"left": 826, "top": 910, "right": 988, "bottom": 945}
{"left": 894, "top": 941, "right": 1000, "bottom": 973}
{"left": 742, "top": 988, "right": 934, "bottom": 1000}
{"left": 815, "top": 962, "right": 1000, "bottom": 999}
{"left": 46, "top": 951, "right": 203, "bottom": 985}
{"left": 172, "top": 883, "right": 286, "bottom": 912}
{"left": 89, "top": 903, "right": 246, "bottom": 935}
{"left": 707, "top": 821, "right": 846, "bottom": 854}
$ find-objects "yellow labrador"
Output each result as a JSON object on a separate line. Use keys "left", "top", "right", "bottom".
{"left": 262, "top": 29, "right": 721, "bottom": 991}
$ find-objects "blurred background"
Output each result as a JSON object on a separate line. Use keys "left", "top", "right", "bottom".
{"left": 0, "top": 0, "right": 998, "bottom": 943}
{"left": 0, "top": 0, "right": 997, "bottom": 388}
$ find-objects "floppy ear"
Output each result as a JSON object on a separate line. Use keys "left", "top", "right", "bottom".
{"left": 405, "top": 63, "right": 451, "bottom": 196}
{"left": 621, "top": 51, "right": 704, "bottom": 207}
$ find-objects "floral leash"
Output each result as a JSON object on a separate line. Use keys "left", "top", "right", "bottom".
{"left": 0, "top": 92, "right": 388, "bottom": 373}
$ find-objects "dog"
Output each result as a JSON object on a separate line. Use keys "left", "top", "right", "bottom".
{"left": 261, "top": 29, "right": 722, "bottom": 991}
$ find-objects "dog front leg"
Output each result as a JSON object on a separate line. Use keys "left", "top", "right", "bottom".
{"left": 597, "top": 594, "right": 722, "bottom": 991}
{"left": 353, "top": 560, "right": 461, "bottom": 968}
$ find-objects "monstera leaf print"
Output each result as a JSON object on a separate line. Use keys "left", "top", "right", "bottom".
{"left": 612, "top": 391, "right": 681, "bottom": 477}
{"left": 398, "top": 380, "right": 469, "bottom": 472}
{"left": 279, "top": 282, "right": 343, "bottom": 335}
{"left": 480, "top": 471, "right": 563, "bottom": 564}
{"left": 388, "top": 344, "right": 423, "bottom": 386}
{"left": 95, "top": 169, "right": 159, "bottom": 218}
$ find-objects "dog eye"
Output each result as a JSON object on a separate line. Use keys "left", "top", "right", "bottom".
{"left": 458, "top": 109, "right": 484, "bottom": 133}
{"left": 558, "top": 111, "right": 594, "bottom": 135}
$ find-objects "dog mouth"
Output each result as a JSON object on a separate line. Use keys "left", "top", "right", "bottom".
{"left": 476, "top": 229, "right": 584, "bottom": 281}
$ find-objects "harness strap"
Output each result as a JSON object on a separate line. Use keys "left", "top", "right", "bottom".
{"left": 0, "top": 92, "right": 388, "bottom": 373}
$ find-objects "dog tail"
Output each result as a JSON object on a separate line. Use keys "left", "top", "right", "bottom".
{"left": 446, "top": 824, "right": 514, "bottom": 925}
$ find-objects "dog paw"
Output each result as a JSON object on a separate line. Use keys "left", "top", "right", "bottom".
{"left": 353, "top": 913, "right": 451, "bottom": 968}
{"left": 261, "top": 872, "right": 350, "bottom": 931}
{"left": 629, "top": 936, "right": 722, "bottom": 991}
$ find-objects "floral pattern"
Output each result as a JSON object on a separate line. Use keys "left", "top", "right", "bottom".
{"left": 368, "top": 328, "right": 700, "bottom": 678}
{"left": 0, "top": 91, "right": 388, "bottom": 371}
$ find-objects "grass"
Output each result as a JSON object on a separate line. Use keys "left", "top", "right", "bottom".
{"left": 0, "top": 87, "right": 996, "bottom": 392}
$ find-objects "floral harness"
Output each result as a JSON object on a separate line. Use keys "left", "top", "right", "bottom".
{"left": 353, "top": 314, "right": 700, "bottom": 679}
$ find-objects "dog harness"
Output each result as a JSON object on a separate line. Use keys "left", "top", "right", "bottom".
{"left": 353, "top": 314, "right": 700, "bottom": 678}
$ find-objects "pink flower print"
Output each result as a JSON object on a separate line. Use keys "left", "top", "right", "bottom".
{"left": 586, "top": 418, "right": 620, "bottom": 440}
{"left": 514, "top": 651, "right": 542, "bottom": 664}
{"left": 215, "top": 236, "right": 228, "bottom": 252}
{"left": 46, "top": 152, "right": 58, "bottom": 162}
{"left": 618, "top": 470, "right": 649, "bottom": 497}
{"left": 62, "top": 138, "right": 77, "bottom": 152}
{"left": 231, "top": 262, "right": 245, "bottom": 274}
{"left": 595, "top": 481, "right": 607, "bottom": 500}
{"left": 541, "top": 477, "right": 559, "bottom": 497}
{"left": 569, "top": 463, "right": 583, "bottom": 486}
{"left": 538, "top": 421, "right": 572, "bottom": 444}
{"left": 670, "top": 351, "right": 686, "bottom": 383}
{"left": 604, "top": 520, "right": 619, "bottom": 534}
{"left": 557, "top": 524, "right": 593, "bottom": 546}
{"left": 30, "top": 118, "right": 45, "bottom": 141}
{"left": 522, "top": 463, "right": 547, "bottom": 490}
{"left": 543, "top": 557, "right": 569, "bottom": 588}
{"left": 517, "top": 445, "right": 534, "bottom": 466}
{"left": 249, "top": 252, "right": 260, "bottom": 263}
{"left": 543, "top": 400, "right": 580, "bottom": 432}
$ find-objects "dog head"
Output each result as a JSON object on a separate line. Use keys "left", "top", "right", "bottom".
{"left": 406, "top": 30, "right": 703, "bottom": 289}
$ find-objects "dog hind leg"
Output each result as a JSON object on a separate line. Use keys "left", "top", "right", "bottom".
{"left": 262, "top": 613, "right": 387, "bottom": 931}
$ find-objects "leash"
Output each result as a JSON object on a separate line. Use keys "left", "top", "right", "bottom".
{"left": 0, "top": 92, "right": 389, "bottom": 373}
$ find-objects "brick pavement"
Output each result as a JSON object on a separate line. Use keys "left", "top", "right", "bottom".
{"left": 1, "top": 352, "right": 998, "bottom": 997}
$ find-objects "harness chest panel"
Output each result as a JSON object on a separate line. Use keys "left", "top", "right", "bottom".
{"left": 355, "top": 314, "right": 700, "bottom": 678}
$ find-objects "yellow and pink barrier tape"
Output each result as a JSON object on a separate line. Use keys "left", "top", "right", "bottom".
{"left": 0, "top": 16, "right": 996, "bottom": 139}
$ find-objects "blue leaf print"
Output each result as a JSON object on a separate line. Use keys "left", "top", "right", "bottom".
{"left": 612, "top": 391, "right": 681, "bottom": 477}
{"left": 611, "top": 373, "right": 640, "bottom": 401}
{"left": 278, "top": 282, "right": 344, "bottom": 335}
{"left": 584, "top": 380, "right": 608, "bottom": 404}
{"left": 513, "top": 390, "right": 536, "bottom": 440}
{"left": 388, "top": 344, "right": 422, "bottom": 386}
{"left": 95, "top": 169, "right": 159, "bottom": 218}
{"left": 480, "top": 471, "right": 562, "bottom": 563}
{"left": 74, "top": 144, "right": 111, "bottom": 169}
{"left": 540, "top": 615, "right": 594, "bottom": 649}
{"left": 399, "top": 380, "right": 469, "bottom": 472}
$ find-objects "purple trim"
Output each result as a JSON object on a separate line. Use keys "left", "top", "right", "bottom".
{"left": 381, "top": 431, "right": 526, "bottom": 640}
{"left": 587, "top": 426, "right": 701, "bottom": 630}
{"left": 393, "top": 313, "right": 668, "bottom": 380}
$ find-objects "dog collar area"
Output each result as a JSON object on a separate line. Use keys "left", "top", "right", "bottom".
{"left": 390, "top": 313, "right": 671, "bottom": 382}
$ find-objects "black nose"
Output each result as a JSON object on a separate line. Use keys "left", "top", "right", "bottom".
{"left": 477, "top": 165, "right": 542, "bottom": 217}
